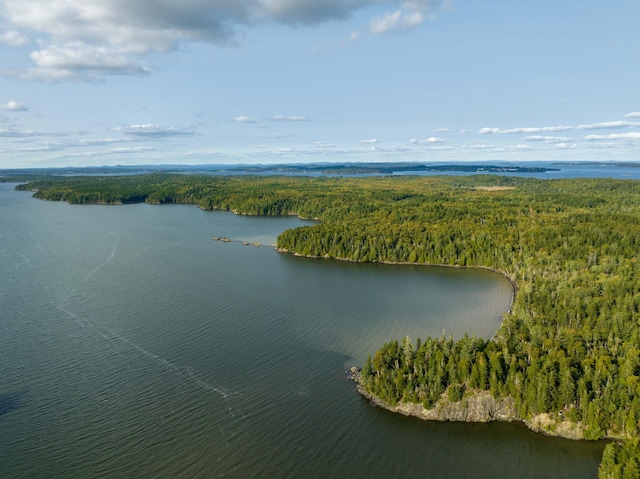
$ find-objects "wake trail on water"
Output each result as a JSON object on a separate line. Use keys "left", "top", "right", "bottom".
{"left": 58, "top": 230, "right": 240, "bottom": 418}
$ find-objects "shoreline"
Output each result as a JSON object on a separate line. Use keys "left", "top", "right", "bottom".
{"left": 276, "top": 247, "right": 518, "bottom": 301}
{"left": 348, "top": 367, "right": 588, "bottom": 441}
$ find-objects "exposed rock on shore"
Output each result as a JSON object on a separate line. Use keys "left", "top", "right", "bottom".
{"left": 348, "top": 367, "right": 586, "bottom": 439}
{"left": 349, "top": 367, "right": 514, "bottom": 423}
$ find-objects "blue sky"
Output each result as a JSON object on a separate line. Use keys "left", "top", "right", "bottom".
{"left": 0, "top": 0, "right": 639, "bottom": 168}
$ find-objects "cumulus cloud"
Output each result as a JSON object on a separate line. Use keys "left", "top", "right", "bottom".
{"left": 258, "top": 0, "right": 381, "bottom": 25}
{"left": 0, "top": 100, "right": 28, "bottom": 111}
{"left": 114, "top": 123, "right": 199, "bottom": 138}
{"left": 0, "top": 0, "right": 447, "bottom": 81}
{"left": 577, "top": 120, "right": 639, "bottom": 130}
{"left": 31, "top": 42, "right": 149, "bottom": 74}
{"left": 369, "top": 10, "right": 423, "bottom": 34}
{"left": 625, "top": 112, "right": 640, "bottom": 118}
{"left": 583, "top": 132, "right": 640, "bottom": 141}
{"left": 9, "top": 42, "right": 151, "bottom": 81}
{"left": 368, "top": 0, "right": 449, "bottom": 35}
{"left": 410, "top": 137, "right": 444, "bottom": 144}
{"left": 234, "top": 115, "right": 257, "bottom": 123}
{"left": 361, "top": 138, "right": 378, "bottom": 144}
{"left": 479, "top": 125, "right": 573, "bottom": 135}
{"left": 0, "top": 30, "right": 28, "bottom": 46}
{"left": 478, "top": 127, "right": 500, "bottom": 135}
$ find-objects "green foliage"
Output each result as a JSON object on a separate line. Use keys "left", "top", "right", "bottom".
{"left": 17, "top": 172, "right": 640, "bottom": 472}
{"left": 599, "top": 439, "right": 640, "bottom": 479}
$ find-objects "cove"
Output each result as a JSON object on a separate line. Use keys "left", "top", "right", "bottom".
{"left": 0, "top": 183, "right": 605, "bottom": 478}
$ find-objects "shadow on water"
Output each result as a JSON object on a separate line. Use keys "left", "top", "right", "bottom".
{"left": 0, "top": 391, "right": 26, "bottom": 418}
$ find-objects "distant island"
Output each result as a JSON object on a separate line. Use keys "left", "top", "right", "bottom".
{"left": 224, "top": 162, "right": 558, "bottom": 175}
{"left": 12, "top": 172, "right": 640, "bottom": 477}
{"left": 0, "top": 162, "right": 558, "bottom": 181}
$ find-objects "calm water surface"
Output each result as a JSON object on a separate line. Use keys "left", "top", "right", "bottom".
{"left": 0, "top": 183, "right": 604, "bottom": 478}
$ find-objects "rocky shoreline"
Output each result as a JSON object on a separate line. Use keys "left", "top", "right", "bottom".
{"left": 348, "top": 367, "right": 586, "bottom": 440}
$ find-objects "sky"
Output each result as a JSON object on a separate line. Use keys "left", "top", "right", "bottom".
{"left": 0, "top": 0, "right": 639, "bottom": 168}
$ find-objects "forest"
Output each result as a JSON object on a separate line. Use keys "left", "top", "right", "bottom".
{"left": 15, "top": 173, "right": 640, "bottom": 478}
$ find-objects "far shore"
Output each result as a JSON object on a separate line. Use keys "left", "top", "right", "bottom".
{"left": 275, "top": 247, "right": 518, "bottom": 304}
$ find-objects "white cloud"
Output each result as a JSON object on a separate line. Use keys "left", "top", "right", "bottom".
{"left": 114, "top": 123, "right": 199, "bottom": 138}
{"left": 556, "top": 143, "right": 577, "bottom": 149}
{"left": 479, "top": 125, "right": 574, "bottom": 134}
{"left": 369, "top": 10, "right": 423, "bottom": 34}
{"left": 361, "top": 138, "right": 378, "bottom": 144}
{"left": 4, "top": 67, "right": 81, "bottom": 83}
{"left": 234, "top": 115, "right": 257, "bottom": 123}
{"left": 22, "top": 42, "right": 150, "bottom": 81}
{"left": 261, "top": 132, "right": 294, "bottom": 140}
{"left": 583, "top": 132, "right": 640, "bottom": 141}
{"left": 625, "top": 112, "right": 640, "bottom": 118}
{"left": 467, "top": 144, "right": 495, "bottom": 150}
{"left": 0, "top": 100, "right": 28, "bottom": 111}
{"left": 10, "top": 144, "right": 61, "bottom": 153}
{"left": 0, "top": 127, "right": 50, "bottom": 137}
{"left": 78, "top": 138, "right": 124, "bottom": 146}
{"left": 523, "top": 135, "right": 574, "bottom": 143}
{"left": 410, "top": 137, "right": 444, "bottom": 144}
{"left": 360, "top": 144, "right": 412, "bottom": 153}
{"left": 270, "top": 115, "right": 308, "bottom": 122}
{"left": 577, "top": 120, "right": 639, "bottom": 130}
{"left": 491, "top": 144, "right": 531, "bottom": 152}
{"left": 368, "top": 1, "right": 449, "bottom": 35}
{"left": 106, "top": 146, "right": 155, "bottom": 154}
{"left": 478, "top": 127, "right": 500, "bottom": 135}
{"left": 0, "top": 30, "right": 28, "bottom": 46}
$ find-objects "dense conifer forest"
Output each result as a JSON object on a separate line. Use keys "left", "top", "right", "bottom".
{"left": 15, "top": 173, "right": 640, "bottom": 477}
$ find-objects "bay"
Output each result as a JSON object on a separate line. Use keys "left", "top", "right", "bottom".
{"left": 0, "top": 183, "right": 604, "bottom": 478}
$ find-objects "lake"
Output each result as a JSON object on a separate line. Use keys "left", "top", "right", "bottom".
{"left": 0, "top": 182, "right": 605, "bottom": 478}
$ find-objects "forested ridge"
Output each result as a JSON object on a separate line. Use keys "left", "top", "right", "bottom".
{"left": 17, "top": 173, "right": 640, "bottom": 477}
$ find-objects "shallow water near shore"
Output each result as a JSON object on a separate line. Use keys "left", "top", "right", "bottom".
{"left": 0, "top": 183, "right": 604, "bottom": 478}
